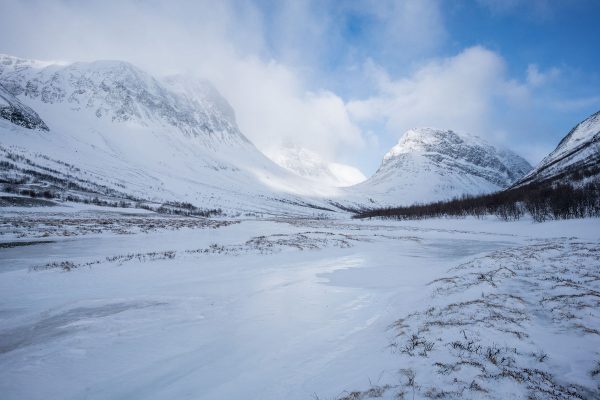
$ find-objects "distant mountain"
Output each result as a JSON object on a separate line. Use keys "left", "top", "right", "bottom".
{"left": 265, "top": 145, "right": 366, "bottom": 187}
{"left": 516, "top": 110, "right": 600, "bottom": 186}
{"left": 0, "top": 54, "right": 344, "bottom": 215}
{"left": 349, "top": 127, "right": 532, "bottom": 206}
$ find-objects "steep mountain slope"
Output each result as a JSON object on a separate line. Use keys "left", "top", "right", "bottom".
{"left": 348, "top": 128, "right": 532, "bottom": 206}
{"left": 0, "top": 54, "right": 344, "bottom": 215}
{"left": 516, "top": 110, "right": 600, "bottom": 186}
{"left": 0, "top": 83, "right": 48, "bottom": 130}
{"left": 265, "top": 145, "right": 366, "bottom": 187}
{"left": 0, "top": 55, "right": 243, "bottom": 143}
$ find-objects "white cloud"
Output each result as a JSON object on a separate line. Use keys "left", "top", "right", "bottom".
{"left": 3, "top": 0, "right": 588, "bottom": 171}
{"left": 526, "top": 64, "right": 561, "bottom": 86}
{"left": 0, "top": 0, "right": 369, "bottom": 166}
{"left": 200, "top": 56, "right": 365, "bottom": 160}
{"left": 346, "top": 47, "right": 597, "bottom": 165}
{"left": 348, "top": 46, "right": 530, "bottom": 141}
{"left": 361, "top": 0, "right": 446, "bottom": 60}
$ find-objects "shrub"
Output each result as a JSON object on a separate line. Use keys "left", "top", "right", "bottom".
{"left": 354, "top": 180, "right": 600, "bottom": 222}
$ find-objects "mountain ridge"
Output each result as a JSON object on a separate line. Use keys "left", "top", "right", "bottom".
{"left": 516, "top": 110, "right": 600, "bottom": 186}
{"left": 348, "top": 127, "right": 532, "bottom": 206}
{"left": 0, "top": 54, "right": 246, "bottom": 145}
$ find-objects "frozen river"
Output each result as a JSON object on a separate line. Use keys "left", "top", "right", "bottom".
{"left": 1, "top": 217, "right": 598, "bottom": 399}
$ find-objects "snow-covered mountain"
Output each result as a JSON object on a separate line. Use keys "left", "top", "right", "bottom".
{"left": 265, "top": 145, "right": 366, "bottom": 187}
{"left": 516, "top": 110, "right": 600, "bottom": 186}
{"left": 0, "top": 54, "right": 543, "bottom": 214}
{"left": 348, "top": 127, "right": 532, "bottom": 206}
{"left": 0, "top": 55, "right": 243, "bottom": 144}
{"left": 0, "top": 54, "right": 345, "bottom": 215}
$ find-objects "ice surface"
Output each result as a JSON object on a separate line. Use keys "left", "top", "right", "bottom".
{"left": 0, "top": 215, "right": 598, "bottom": 400}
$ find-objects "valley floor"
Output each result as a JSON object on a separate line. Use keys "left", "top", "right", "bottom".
{"left": 0, "top": 207, "right": 599, "bottom": 399}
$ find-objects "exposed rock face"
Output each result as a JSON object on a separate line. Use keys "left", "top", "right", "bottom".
{"left": 0, "top": 83, "right": 48, "bottom": 130}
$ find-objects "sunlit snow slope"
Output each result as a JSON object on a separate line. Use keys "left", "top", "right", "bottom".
{"left": 265, "top": 145, "right": 366, "bottom": 187}
{"left": 516, "top": 110, "right": 600, "bottom": 186}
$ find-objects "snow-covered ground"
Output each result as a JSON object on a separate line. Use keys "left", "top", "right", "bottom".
{"left": 0, "top": 210, "right": 598, "bottom": 399}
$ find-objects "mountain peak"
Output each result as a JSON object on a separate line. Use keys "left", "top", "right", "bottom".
{"left": 352, "top": 127, "right": 532, "bottom": 206}
{"left": 0, "top": 54, "right": 63, "bottom": 74}
{"left": 0, "top": 54, "right": 248, "bottom": 145}
{"left": 383, "top": 128, "right": 482, "bottom": 162}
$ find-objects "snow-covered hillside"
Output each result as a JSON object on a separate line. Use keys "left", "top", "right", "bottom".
{"left": 348, "top": 128, "right": 532, "bottom": 206}
{"left": 1, "top": 213, "right": 598, "bottom": 400}
{"left": 0, "top": 54, "right": 347, "bottom": 215}
{"left": 517, "top": 110, "right": 600, "bottom": 186}
{"left": 265, "top": 145, "right": 366, "bottom": 187}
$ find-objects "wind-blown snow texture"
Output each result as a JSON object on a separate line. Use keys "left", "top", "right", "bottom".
{"left": 350, "top": 128, "right": 532, "bottom": 206}
{"left": 0, "top": 211, "right": 598, "bottom": 400}
{"left": 517, "top": 110, "right": 600, "bottom": 186}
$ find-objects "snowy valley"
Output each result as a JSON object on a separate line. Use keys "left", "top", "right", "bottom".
{"left": 1, "top": 54, "right": 599, "bottom": 400}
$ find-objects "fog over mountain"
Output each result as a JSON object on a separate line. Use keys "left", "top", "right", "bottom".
{"left": 1, "top": 0, "right": 598, "bottom": 176}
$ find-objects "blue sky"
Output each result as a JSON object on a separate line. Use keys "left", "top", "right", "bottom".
{"left": 1, "top": 0, "right": 599, "bottom": 176}
{"left": 253, "top": 0, "right": 600, "bottom": 172}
